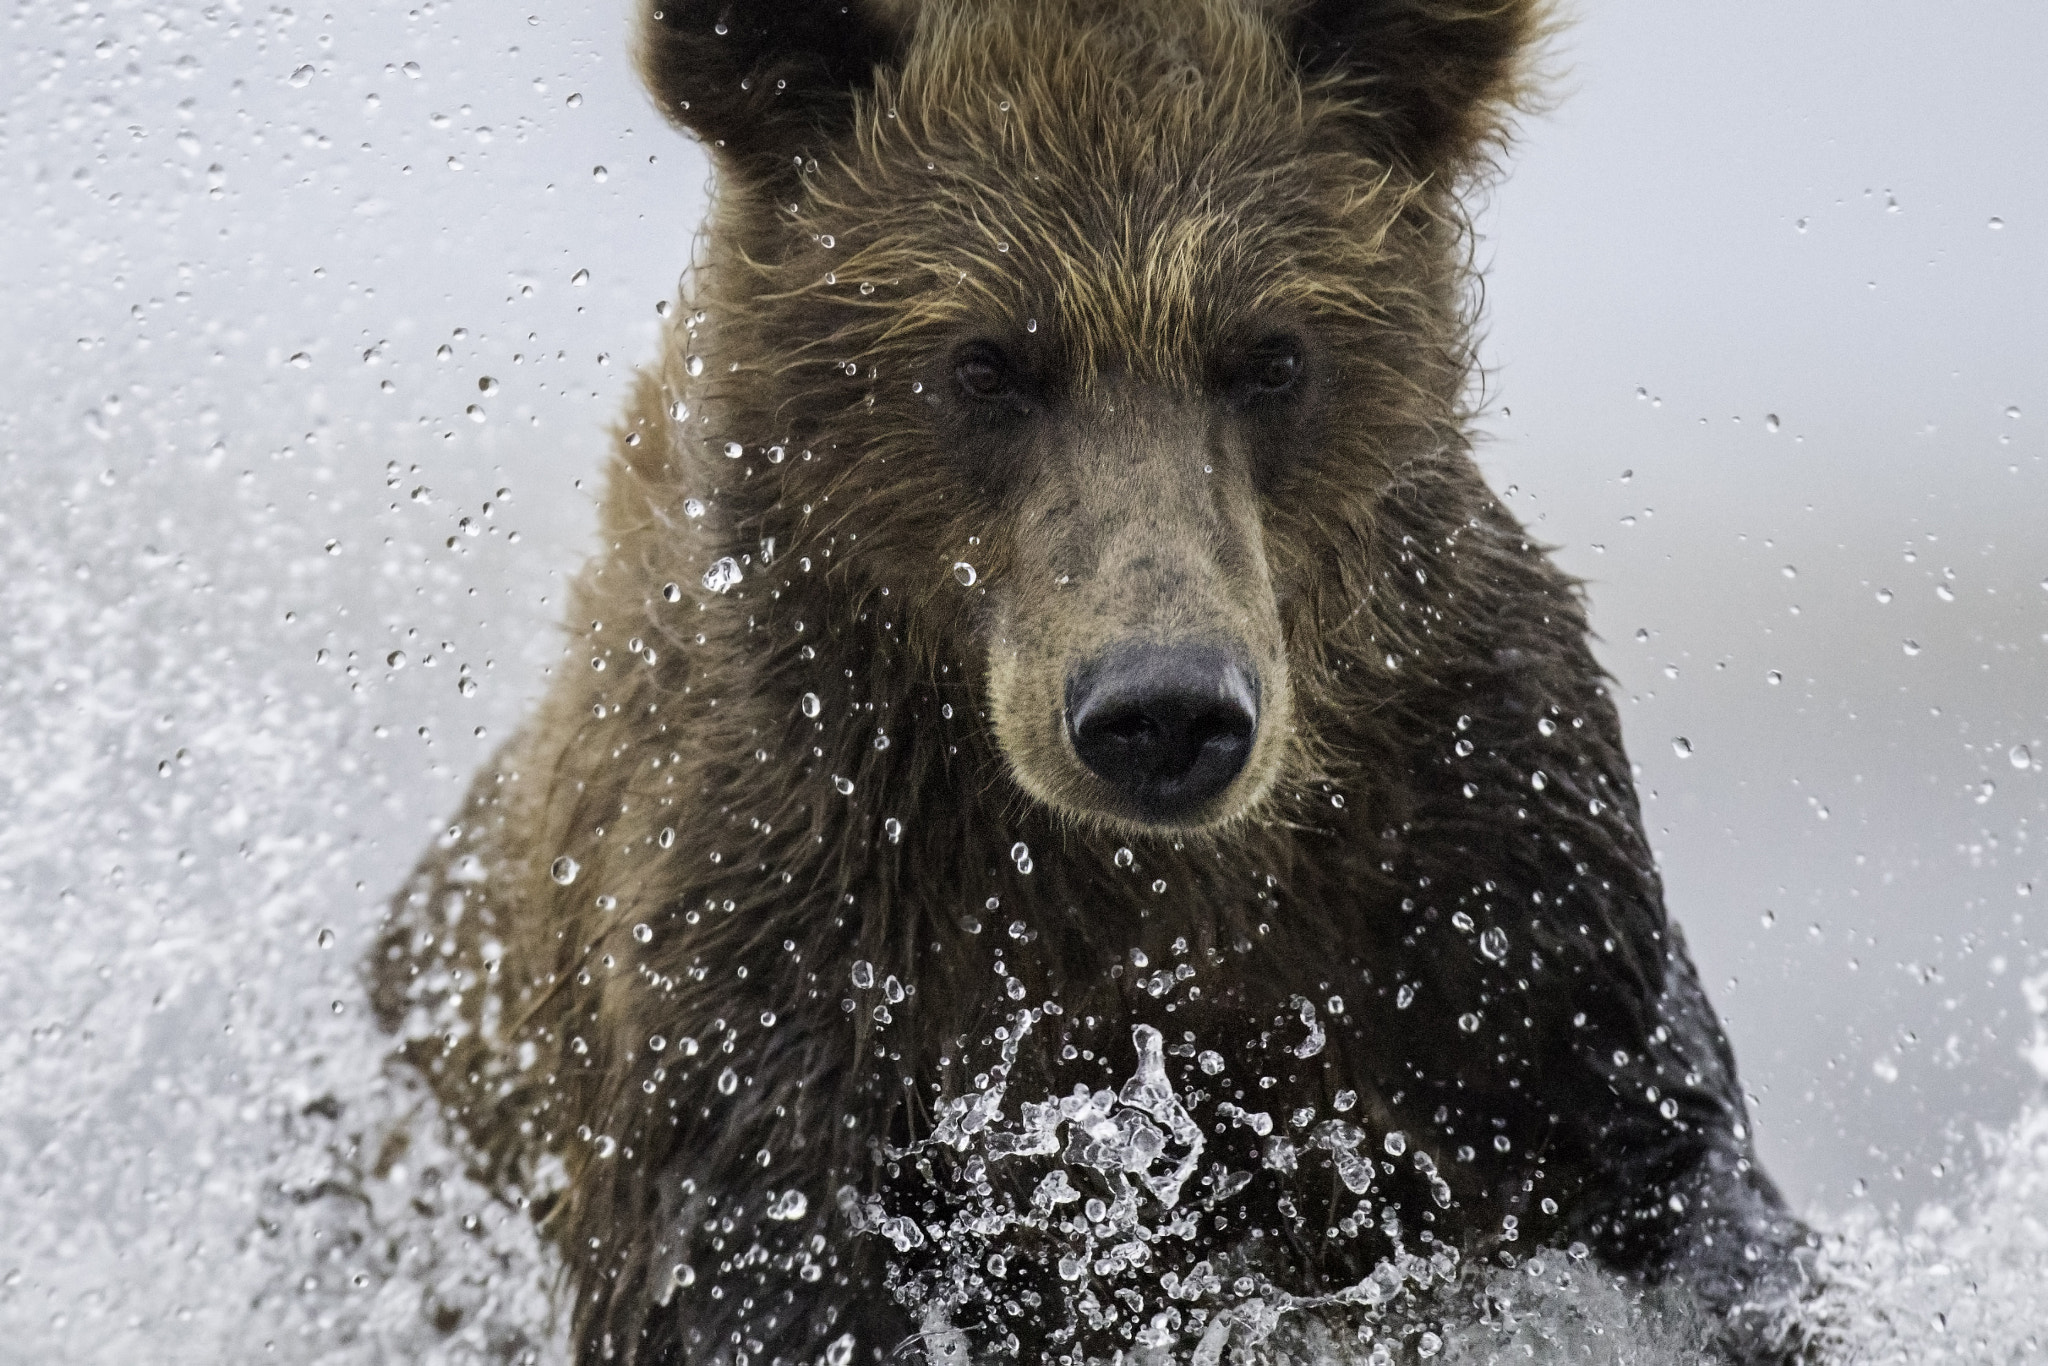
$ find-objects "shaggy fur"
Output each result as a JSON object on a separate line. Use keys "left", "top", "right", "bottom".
{"left": 370, "top": 2, "right": 1811, "bottom": 1361}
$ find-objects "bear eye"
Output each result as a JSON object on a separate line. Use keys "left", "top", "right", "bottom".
{"left": 1242, "top": 337, "right": 1303, "bottom": 396}
{"left": 953, "top": 342, "right": 1016, "bottom": 401}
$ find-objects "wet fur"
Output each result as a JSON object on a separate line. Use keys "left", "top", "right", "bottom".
{"left": 370, "top": 2, "right": 1812, "bottom": 1361}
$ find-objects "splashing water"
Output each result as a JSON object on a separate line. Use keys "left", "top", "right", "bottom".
{"left": 843, "top": 977, "right": 2048, "bottom": 1365}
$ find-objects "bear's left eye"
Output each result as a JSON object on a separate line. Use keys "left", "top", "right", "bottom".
{"left": 1224, "top": 336, "right": 1305, "bottom": 405}
{"left": 1247, "top": 340, "right": 1301, "bottom": 393}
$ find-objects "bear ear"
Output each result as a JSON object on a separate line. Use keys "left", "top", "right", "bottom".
{"left": 1283, "top": 0, "right": 1548, "bottom": 176}
{"left": 637, "top": 0, "right": 906, "bottom": 181}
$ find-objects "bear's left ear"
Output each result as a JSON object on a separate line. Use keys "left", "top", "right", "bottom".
{"left": 638, "top": 0, "right": 907, "bottom": 184}
{"left": 1284, "top": 0, "right": 1548, "bottom": 177}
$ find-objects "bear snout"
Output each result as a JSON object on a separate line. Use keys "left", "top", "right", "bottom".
{"left": 1065, "top": 641, "right": 1259, "bottom": 822}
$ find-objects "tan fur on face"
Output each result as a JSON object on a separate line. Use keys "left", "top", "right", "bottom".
{"left": 985, "top": 391, "right": 1294, "bottom": 832}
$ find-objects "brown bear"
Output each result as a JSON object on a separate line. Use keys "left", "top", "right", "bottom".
{"left": 370, "top": 1, "right": 1813, "bottom": 1362}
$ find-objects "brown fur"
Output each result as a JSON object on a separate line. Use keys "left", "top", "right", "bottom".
{"left": 370, "top": 2, "right": 1810, "bottom": 1362}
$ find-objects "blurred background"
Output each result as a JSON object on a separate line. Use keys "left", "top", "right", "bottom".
{"left": 1, "top": 0, "right": 2042, "bottom": 1357}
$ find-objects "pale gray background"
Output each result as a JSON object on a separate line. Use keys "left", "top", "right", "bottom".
{"left": 1, "top": 0, "right": 2042, "bottom": 1357}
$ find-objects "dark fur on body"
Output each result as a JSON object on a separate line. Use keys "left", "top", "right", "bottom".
{"left": 371, "top": 1, "right": 1811, "bottom": 1361}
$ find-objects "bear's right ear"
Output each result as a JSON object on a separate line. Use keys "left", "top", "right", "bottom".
{"left": 637, "top": 1, "right": 906, "bottom": 182}
{"left": 1283, "top": 0, "right": 1548, "bottom": 177}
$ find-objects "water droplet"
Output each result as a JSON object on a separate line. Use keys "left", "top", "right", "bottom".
{"left": 1989, "top": 217, "right": 2005, "bottom": 230}
{"left": 1333, "top": 1089, "right": 1356, "bottom": 1112}
{"left": 1418, "top": 1332, "right": 1442, "bottom": 1358}
{"left": 1902, "top": 639, "right": 1922, "bottom": 657}
{"left": 288, "top": 352, "right": 312, "bottom": 368}
{"left": 1672, "top": 736, "right": 1694, "bottom": 758}
{"left": 571, "top": 268, "right": 590, "bottom": 286}
{"left": 717, "top": 1067, "right": 739, "bottom": 1096}
{"left": 952, "top": 561, "right": 977, "bottom": 587}
{"left": 550, "top": 856, "right": 580, "bottom": 885}
{"left": 477, "top": 376, "right": 499, "bottom": 394}
{"left": 1875, "top": 587, "right": 1893, "bottom": 604}
{"left": 2006, "top": 406, "right": 2022, "bottom": 420}
{"left": 1659, "top": 1097, "right": 1680, "bottom": 1120}
{"left": 1113, "top": 847, "right": 1134, "bottom": 868}
{"left": 1396, "top": 984, "right": 1416, "bottom": 1009}
{"left": 702, "top": 557, "right": 742, "bottom": 593}
{"left": 631, "top": 923, "right": 653, "bottom": 944}
{"left": 465, "top": 404, "right": 486, "bottom": 422}
{"left": 289, "top": 64, "right": 315, "bottom": 87}
{"left": 832, "top": 775, "right": 854, "bottom": 796}
{"left": 661, "top": 582, "right": 683, "bottom": 605}
{"left": 850, "top": 961, "right": 876, "bottom": 990}
{"left": 591, "top": 164, "right": 608, "bottom": 181}
{"left": 883, "top": 817, "right": 902, "bottom": 844}
{"left": 1529, "top": 770, "right": 1547, "bottom": 791}
{"left": 1764, "top": 414, "right": 1781, "bottom": 433}
{"left": 1478, "top": 927, "right": 1509, "bottom": 961}
{"left": 721, "top": 441, "right": 743, "bottom": 459}
{"left": 316, "top": 928, "right": 335, "bottom": 949}
{"left": 1457, "top": 1011, "right": 1482, "bottom": 1033}
{"left": 1537, "top": 717, "right": 1556, "bottom": 737}
{"left": 801, "top": 692, "right": 822, "bottom": 719}
{"left": 386, "top": 650, "right": 407, "bottom": 669}
{"left": 1782, "top": 564, "right": 1798, "bottom": 579}
{"left": 1383, "top": 1131, "right": 1407, "bottom": 1156}
{"left": 682, "top": 498, "right": 706, "bottom": 519}
{"left": 766, "top": 1189, "right": 808, "bottom": 1220}
{"left": 1767, "top": 670, "right": 1783, "bottom": 685}
{"left": 2011, "top": 744, "right": 2034, "bottom": 770}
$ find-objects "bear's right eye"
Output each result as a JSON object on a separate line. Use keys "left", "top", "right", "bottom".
{"left": 953, "top": 342, "right": 1017, "bottom": 402}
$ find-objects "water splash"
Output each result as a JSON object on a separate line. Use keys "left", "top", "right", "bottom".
{"left": 847, "top": 981, "right": 2048, "bottom": 1364}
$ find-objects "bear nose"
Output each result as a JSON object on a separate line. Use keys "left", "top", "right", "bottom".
{"left": 1066, "top": 643, "right": 1259, "bottom": 821}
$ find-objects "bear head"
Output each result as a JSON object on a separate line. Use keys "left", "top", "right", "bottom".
{"left": 637, "top": 0, "right": 1546, "bottom": 835}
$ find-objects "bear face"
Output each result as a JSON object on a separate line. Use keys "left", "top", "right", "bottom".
{"left": 638, "top": 0, "right": 1535, "bottom": 835}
